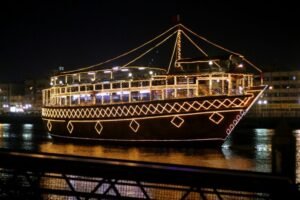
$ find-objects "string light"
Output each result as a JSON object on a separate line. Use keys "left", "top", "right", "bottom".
{"left": 42, "top": 95, "right": 253, "bottom": 119}
{"left": 42, "top": 23, "right": 266, "bottom": 141}
{"left": 61, "top": 24, "right": 179, "bottom": 74}
{"left": 122, "top": 31, "right": 177, "bottom": 68}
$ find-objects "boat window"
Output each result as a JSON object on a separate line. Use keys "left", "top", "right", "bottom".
{"left": 103, "top": 84, "right": 110, "bottom": 90}
{"left": 95, "top": 84, "right": 102, "bottom": 90}
{"left": 61, "top": 97, "right": 66, "bottom": 106}
{"left": 211, "top": 80, "right": 222, "bottom": 95}
{"left": 66, "top": 75, "right": 72, "bottom": 84}
{"left": 142, "top": 81, "right": 149, "bottom": 87}
{"left": 61, "top": 88, "right": 65, "bottom": 93}
{"left": 188, "top": 89, "right": 196, "bottom": 97}
{"left": 112, "top": 83, "right": 121, "bottom": 89}
{"left": 177, "top": 77, "right": 188, "bottom": 84}
{"left": 95, "top": 95, "right": 102, "bottom": 104}
{"left": 177, "top": 89, "right": 188, "bottom": 98}
{"left": 151, "top": 90, "right": 162, "bottom": 100}
{"left": 80, "top": 73, "right": 89, "bottom": 83}
{"left": 140, "top": 92, "right": 150, "bottom": 101}
{"left": 167, "top": 77, "right": 174, "bottom": 85}
{"left": 152, "top": 80, "right": 166, "bottom": 86}
{"left": 198, "top": 80, "right": 209, "bottom": 96}
{"left": 122, "top": 93, "right": 129, "bottom": 102}
{"left": 67, "top": 87, "right": 71, "bottom": 93}
{"left": 86, "top": 85, "right": 93, "bottom": 91}
{"left": 72, "top": 74, "right": 80, "bottom": 84}
{"left": 131, "top": 81, "right": 139, "bottom": 87}
{"left": 166, "top": 89, "right": 175, "bottom": 99}
{"left": 57, "top": 77, "right": 65, "bottom": 85}
{"left": 188, "top": 77, "right": 196, "bottom": 84}
{"left": 122, "top": 82, "right": 129, "bottom": 88}
{"left": 71, "top": 95, "right": 79, "bottom": 105}
{"left": 112, "top": 92, "right": 121, "bottom": 103}
{"left": 80, "top": 95, "right": 85, "bottom": 104}
{"left": 71, "top": 86, "right": 78, "bottom": 92}
{"left": 131, "top": 91, "right": 139, "bottom": 102}
{"left": 103, "top": 94, "right": 110, "bottom": 104}
{"left": 80, "top": 94, "right": 93, "bottom": 105}
{"left": 95, "top": 71, "right": 103, "bottom": 82}
{"left": 80, "top": 86, "right": 86, "bottom": 91}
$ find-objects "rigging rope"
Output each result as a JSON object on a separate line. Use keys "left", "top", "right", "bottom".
{"left": 60, "top": 23, "right": 261, "bottom": 76}
{"left": 122, "top": 31, "right": 177, "bottom": 68}
{"left": 180, "top": 24, "right": 262, "bottom": 73}
{"left": 167, "top": 33, "right": 178, "bottom": 74}
{"left": 181, "top": 31, "right": 222, "bottom": 69}
{"left": 61, "top": 24, "right": 179, "bottom": 74}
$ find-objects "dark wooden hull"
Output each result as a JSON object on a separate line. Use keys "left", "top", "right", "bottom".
{"left": 47, "top": 111, "right": 240, "bottom": 142}
{"left": 42, "top": 86, "right": 266, "bottom": 143}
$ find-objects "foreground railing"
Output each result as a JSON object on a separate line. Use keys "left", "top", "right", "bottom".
{"left": 0, "top": 149, "right": 298, "bottom": 199}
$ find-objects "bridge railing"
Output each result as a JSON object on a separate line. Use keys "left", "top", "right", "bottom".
{"left": 0, "top": 149, "right": 298, "bottom": 199}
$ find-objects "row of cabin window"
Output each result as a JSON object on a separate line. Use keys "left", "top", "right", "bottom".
{"left": 53, "top": 89, "right": 197, "bottom": 106}
{"left": 51, "top": 79, "right": 198, "bottom": 94}
{"left": 55, "top": 77, "right": 196, "bottom": 86}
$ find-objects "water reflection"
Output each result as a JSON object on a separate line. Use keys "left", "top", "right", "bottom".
{"left": 0, "top": 123, "right": 10, "bottom": 138}
{"left": 22, "top": 124, "right": 33, "bottom": 140}
{"left": 0, "top": 123, "right": 300, "bottom": 182}
{"left": 40, "top": 142, "right": 254, "bottom": 169}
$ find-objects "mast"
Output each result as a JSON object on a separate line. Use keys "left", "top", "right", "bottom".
{"left": 175, "top": 24, "right": 182, "bottom": 69}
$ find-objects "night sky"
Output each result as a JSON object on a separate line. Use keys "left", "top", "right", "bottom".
{"left": 0, "top": 0, "right": 298, "bottom": 82}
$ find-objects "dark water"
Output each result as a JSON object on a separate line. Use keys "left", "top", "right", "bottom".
{"left": 0, "top": 123, "right": 299, "bottom": 182}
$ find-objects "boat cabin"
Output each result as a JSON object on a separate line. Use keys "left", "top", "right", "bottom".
{"left": 43, "top": 66, "right": 253, "bottom": 107}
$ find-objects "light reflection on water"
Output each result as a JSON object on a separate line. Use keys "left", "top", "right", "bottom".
{"left": 22, "top": 124, "right": 33, "bottom": 140}
{"left": 0, "top": 123, "right": 299, "bottom": 182}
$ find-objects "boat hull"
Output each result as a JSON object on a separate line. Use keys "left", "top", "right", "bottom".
{"left": 46, "top": 110, "right": 241, "bottom": 142}
{"left": 42, "top": 86, "right": 265, "bottom": 143}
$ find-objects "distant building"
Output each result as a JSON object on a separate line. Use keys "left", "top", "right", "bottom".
{"left": 0, "top": 83, "right": 24, "bottom": 113}
{"left": 24, "top": 79, "right": 49, "bottom": 113}
{"left": 249, "top": 70, "right": 300, "bottom": 117}
{"left": 0, "top": 79, "right": 48, "bottom": 114}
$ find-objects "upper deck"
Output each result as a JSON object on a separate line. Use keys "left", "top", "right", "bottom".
{"left": 43, "top": 66, "right": 254, "bottom": 107}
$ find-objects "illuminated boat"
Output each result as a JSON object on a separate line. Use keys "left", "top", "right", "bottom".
{"left": 41, "top": 24, "right": 266, "bottom": 144}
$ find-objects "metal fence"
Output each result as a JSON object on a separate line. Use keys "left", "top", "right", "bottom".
{"left": 0, "top": 150, "right": 298, "bottom": 199}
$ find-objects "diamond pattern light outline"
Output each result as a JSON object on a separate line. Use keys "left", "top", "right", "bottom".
{"left": 171, "top": 115, "right": 184, "bottom": 128}
{"left": 46, "top": 109, "right": 246, "bottom": 137}
{"left": 129, "top": 120, "right": 140, "bottom": 133}
{"left": 47, "top": 120, "right": 52, "bottom": 131}
{"left": 42, "top": 95, "right": 253, "bottom": 120}
{"left": 94, "top": 121, "right": 103, "bottom": 135}
{"left": 67, "top": 121, "right": 74, "bottom": 134}
{"left": 226, "top": 111, "right": 244, "bottom": 135}
{"left": 209, "top": 112, "right": 224, "bottom": 125}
